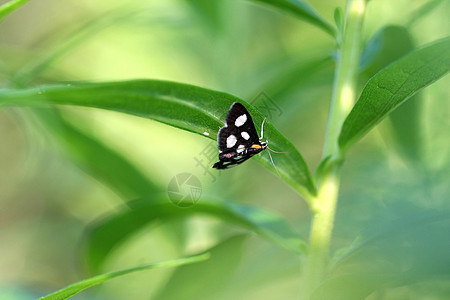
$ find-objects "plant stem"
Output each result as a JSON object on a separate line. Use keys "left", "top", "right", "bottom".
{"left": 323, "top": 0, "right": 367, "bottom": 158}
{"left": 301, "top": 0, "right": 367, "bottom": 298}
{"left": 301, "top": 162, "right": 341, "bottom": 298}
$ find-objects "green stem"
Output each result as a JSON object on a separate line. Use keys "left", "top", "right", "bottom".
{"left": 323, "top": 0, "right": 367, "bottom": 158}
{"left": 301, "top": 162, "right": 341, "bottom": 298}
{"left": 301, "top": 0, "right": 367, "bottom": 298}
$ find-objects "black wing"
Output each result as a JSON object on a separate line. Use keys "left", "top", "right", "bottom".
{"left": 217, "top": 102, "right": 260, "bottom": 153}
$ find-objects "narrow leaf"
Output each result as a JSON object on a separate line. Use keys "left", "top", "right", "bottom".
{"left": 0, "top": 80, "right": 316, "bottom": 196}
{"left": 247, "top": 0, "right": 336, "bottom": 37}
{"left": 339, "top": 37, "right": 450, "bottom": 152}
{"left": 333, "top": 7, "right": 343, "bottom": 35}
{"left": 387, "top": 97, "right": 423, "bottom": 163}
{"left": 359, "top": 26, "right": 423, "bottom": 164}
{"left": 0, "top": 0, "right": 30, "bottom": 21}
{"left": 85, "top": 199, "right": 305, "bottom": 272}
{"left": 39, "top": 253, "right": 209, "bottom": 300}
{"left": 359, "top": 26, "right": 415, "bottom": 77}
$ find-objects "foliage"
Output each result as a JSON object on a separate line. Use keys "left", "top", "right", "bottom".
{"left": 0, "top": 0, "right": 449, "bottom": 299}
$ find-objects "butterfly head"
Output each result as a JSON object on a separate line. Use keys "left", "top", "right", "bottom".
{"left": 252, "top": 140, "right": 268, "bottom": 146}
{"left": 248, "top": 141, "right": 268, "bottom": 155}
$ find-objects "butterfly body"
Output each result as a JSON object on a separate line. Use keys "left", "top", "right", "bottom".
{"left": 212, "top": 102, "right": 268, "bottom": 169}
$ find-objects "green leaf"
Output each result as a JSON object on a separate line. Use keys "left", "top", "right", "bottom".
{"left": 359, "top": 26, "right": 415, "bottom": 77}
{"left": 359, "top": 26, "right": 423, "bottom": 164}
{"left": 386, "top": 96, "right": 423, "bottom": 163}
{"left": 85, "top": 198, "right": 305, "bottom": 272}
{"left": 38, "top": 253, "right": 209, "bottom": 300}
{"left": 333, "top": 7, "right": 343, "bottom": 35}
{"left": 0, "top": 0, "right": 30, "bottom": 21}
{"left": 154, "top": 235, "right": 247, "bottom": 300}
{"left": 338, "top": 37, "right": 450, "bottom": 152}
{"left": 247, "top": 0, "right": 336, "bottom": 37}
{"left": 0, "top": 80, "right": 316, "bottom": 197}
{"left": 313, "top": 155, "right": 332, "bottom": 185}
{"left": 32, "top": 108, "right": 160, "bottom": 200}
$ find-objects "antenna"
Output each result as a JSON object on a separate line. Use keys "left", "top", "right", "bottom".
{"left": 260, "top": 117, "right": 266, "bottom": 139}
{"left": 267, "top": 146, "right": 288, "bottom": 154}
{"left": 267, "top": 149, "right": 282, "bottom": 179}
{"left": 259, "top": 117, "right": 284, "bottom": 179}
{"left": 261, "top": 118, "right": 287, "bottom": 154}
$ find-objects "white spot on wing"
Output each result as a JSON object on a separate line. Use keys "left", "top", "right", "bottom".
{"left": 241, "top": 131, "right": 250, "bottom": 140}
{"left": 237, "top": 144, "right": 245, "bottom": 153}
{"left": 227, "top": 135, "right": 237, "bottom": 148}
{"left": 235, "top": 114, "right": 247, "bottom": 127}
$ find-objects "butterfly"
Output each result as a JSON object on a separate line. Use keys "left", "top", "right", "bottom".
{"left": 212, "top": 102, "right": 279, "bottom": 172}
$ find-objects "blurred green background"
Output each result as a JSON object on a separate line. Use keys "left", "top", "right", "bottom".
{"left": 0, "top": 0, "right": 449, "bottom": 299}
